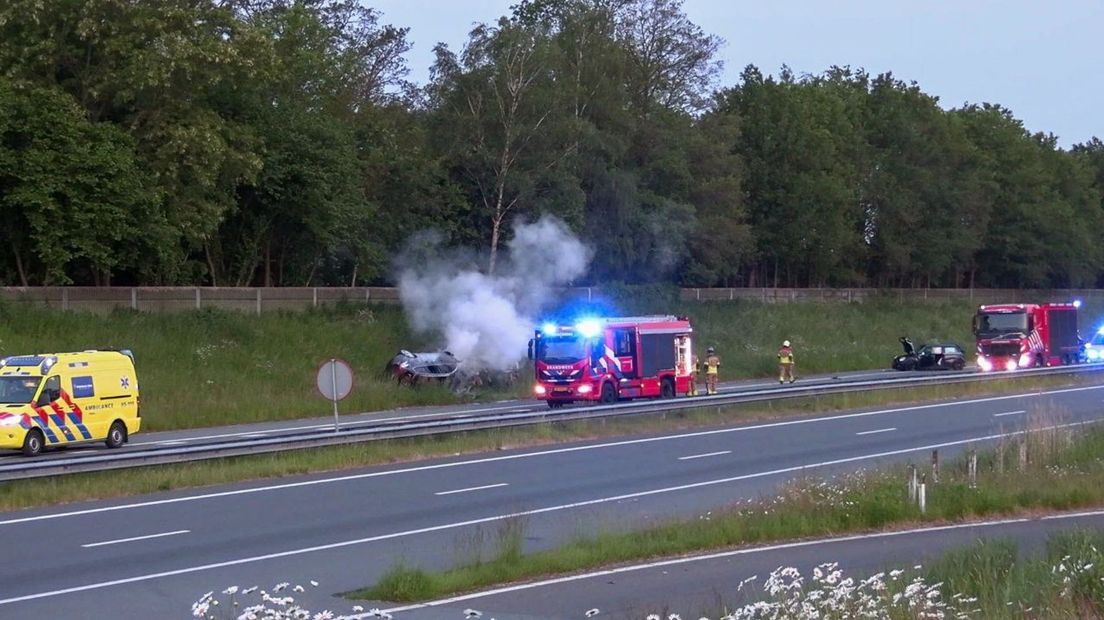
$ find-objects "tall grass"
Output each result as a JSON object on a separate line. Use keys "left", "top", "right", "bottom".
{"left": 926, "top": 530, "right": 1104, "bottom": 618}
{"left": 0, "top": 292, "right": 1093, "bottom": 430}
{"left": 0, "top": 303, "right": 463, "bottom": 431}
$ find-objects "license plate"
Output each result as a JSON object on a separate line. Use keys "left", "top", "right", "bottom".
{"left": 553, "top": 387, "right": 570, "bottom": 393}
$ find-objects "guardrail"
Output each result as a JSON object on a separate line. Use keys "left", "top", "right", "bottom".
{"left": 1, "top": 364, "right": 1101, "bottom": 481}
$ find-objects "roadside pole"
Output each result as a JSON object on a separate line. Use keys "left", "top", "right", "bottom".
{"left": 317, "top": 358, "right": 354, "bottom": 433}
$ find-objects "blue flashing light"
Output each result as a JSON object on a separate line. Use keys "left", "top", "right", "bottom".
{"left": 575, "top": 318, "right": 602, "bottom": 338}
{"left": 541, "top": 322, "right": 558, "bottom": 336}
{"left": 1097, "top": 325, "right": 1104, "bottom": 336}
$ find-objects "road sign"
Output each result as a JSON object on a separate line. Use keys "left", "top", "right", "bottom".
{"left": 317, "top": 358, "right": 353, "bottom": 401}
{"left": 317, "top": 358, "right": 354, "bottom": 432}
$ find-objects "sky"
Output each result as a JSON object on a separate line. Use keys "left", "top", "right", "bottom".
{"left": 369, "top": 0, "right": 1102, "bottom": 148}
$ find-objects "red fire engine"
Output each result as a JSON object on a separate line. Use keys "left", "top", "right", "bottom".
{"left": 528, "top": 315, "right": 694, "bottom": 408}
{"left": 973, "top": 302, "right": 1082, "bottom": 371}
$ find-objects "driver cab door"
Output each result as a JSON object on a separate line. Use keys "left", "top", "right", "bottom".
{"left": 612, "top": 329, "right": 637, "bottom": 379}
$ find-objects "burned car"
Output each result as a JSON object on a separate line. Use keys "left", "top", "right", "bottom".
{"left": 892, "top": 337, "right": 967, "bottom": 371}
{"left": 386, "top": 350, "right": 461, "bottom": 386}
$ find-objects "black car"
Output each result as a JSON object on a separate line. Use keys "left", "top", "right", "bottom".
{"left": 892, "top": 337, "right": 967, "bottom": 371}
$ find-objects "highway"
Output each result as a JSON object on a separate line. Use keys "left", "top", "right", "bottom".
{"left": 0, "top": 366, "right": 904, "bottom": 463}
{"left": 0, "top": 381, "right": 1101, "bottom": 618}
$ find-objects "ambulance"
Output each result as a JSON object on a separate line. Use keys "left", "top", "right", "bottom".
{"left": 0, "top": 350, "right": 140, "bottom": 456}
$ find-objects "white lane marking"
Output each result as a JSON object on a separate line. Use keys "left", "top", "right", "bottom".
{"left": 855, "top": 427, "right": 897, "bottom": 436}
{"left": 378, "top": 509, "right": 1104, "bottom": 614}
{"left": 434, "top": 483, "right": 509, "bottom": 496}
{"left": 81, "top": 530, "right": 190, "bottom": 549}
{"left": 0, "top": 421, "right": 1094, "bottom": 606}
{"left": 994, "top": 410, "right": 1026, "bottom": 418}
{"left": 678, "top": 451, "right": 732, "bottom": 461}
{"left": 4, "top": 384, "right": 1101, "bottom": 527}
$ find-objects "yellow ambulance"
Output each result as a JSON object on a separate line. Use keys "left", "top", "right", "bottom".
{"left": 0, "top": 350, "right": 140, "bottom": 456}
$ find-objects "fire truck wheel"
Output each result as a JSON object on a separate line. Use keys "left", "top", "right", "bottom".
{"left": 599, "top": 382, "right": 617, "bottom": 404}
{"left": 661, "top": 378, "right": 675, "bottom": 399}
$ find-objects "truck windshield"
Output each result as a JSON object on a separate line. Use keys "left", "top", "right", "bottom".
{"left": 976, "top": 312, "right": 1028, "bottom": 336}
{"left": 0, "top": 376, "right": 40, "bottom": 405}
{"left": 538, "top": 336, "right": 587, "bottom": 364}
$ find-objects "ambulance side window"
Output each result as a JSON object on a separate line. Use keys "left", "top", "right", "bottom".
{"left": 38, "top": 375, "right": 61, "bottom": 406}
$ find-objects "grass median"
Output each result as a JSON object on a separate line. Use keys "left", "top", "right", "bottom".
{"left": 352, "top": 405, "right": 1104, "bottom": 605}
{"left": 2, "top": 371, "right": 1100, "bottom": 513}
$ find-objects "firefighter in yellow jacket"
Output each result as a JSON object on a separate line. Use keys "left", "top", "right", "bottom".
{"left": 778, "top": 340, "right": 796, "bottom": 384}
{"left": 704, "top": 347, "right": 721, "bottom": 395}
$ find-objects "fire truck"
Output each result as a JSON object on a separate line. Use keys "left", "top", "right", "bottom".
{"left": 528, "top": 316, "right": 694, "bottom": 408}
{"left": 973, "top": 302, "right": 1082, "bottom": 371}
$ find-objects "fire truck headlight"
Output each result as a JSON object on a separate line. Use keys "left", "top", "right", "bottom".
{"left": 575, "top": 319, "right": 602, "bottom": 338}
{"left": 1018, "top": 353, "right": 1032, "bottom": 368}
{"left": 577, "top": 384, "right": 593, "bottom": 394}
{"left": 978, "top": 357, "right": 993, "bottom": 372}
{"left": 534, "top": 384, "right": 547, "bottom": 395}
{"left": 1006, "top": 359, "right": 1019, "bottom": 371}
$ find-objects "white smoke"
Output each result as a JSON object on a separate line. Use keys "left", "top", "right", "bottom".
{"left": 398, "top": 216, "right": 592, "bottom": 371}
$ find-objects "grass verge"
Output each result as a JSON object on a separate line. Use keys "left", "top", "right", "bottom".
{"left": 924, "top": 530, "right": 1104, "bottom": 618}
{"left": 1, "top": 292, "right": 1077, "bottom": 431}
{"left": 352, "top": 401, "right": 1104, "bottom": 604}
{"left": 1, "top": 371, "right": 1098, "bottom": 513}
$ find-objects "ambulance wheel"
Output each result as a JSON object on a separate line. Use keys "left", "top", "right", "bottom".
{"left": 105, "top": 421, "right": 127, "bottom": 449}
{"left": 599, "top": 382, "right": 617, "bottom": 404}
{"left": 21, "top": 429, "right": 44, "bottom": 457}
{"left": 661, "top": 378, "right": 675, "bottom": 399}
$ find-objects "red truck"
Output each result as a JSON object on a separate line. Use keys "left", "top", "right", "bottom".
{"left": 528, "top": 315, "right": 695, "bottom": 408}
{"left": 973, "top": 302, "right": 1082, "bottom": 371}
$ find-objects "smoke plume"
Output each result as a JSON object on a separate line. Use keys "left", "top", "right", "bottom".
{"left": 397, "top": 216, "right": 592, "bottom": 371}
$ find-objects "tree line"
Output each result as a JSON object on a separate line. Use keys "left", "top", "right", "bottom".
{"left": 1, "top": 0, "right": 1101, "bottom": 288}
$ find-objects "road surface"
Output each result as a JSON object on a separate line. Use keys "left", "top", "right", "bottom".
{"left": 0, "top": 381, "right": 1099, "bottom": 618}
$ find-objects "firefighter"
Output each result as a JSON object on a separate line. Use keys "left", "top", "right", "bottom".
{"left": 704, "top": 346, "right": 721, "bottom": 395}
{"left": 778, "top": 340, "right": 795, "bottom": 384}
{"left": 688, "top": 352, "right": 700, "bottom": 396}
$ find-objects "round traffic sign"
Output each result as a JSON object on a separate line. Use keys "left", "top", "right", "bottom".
{"left": 316, "top": 358, "right": 354, "bottom": 401}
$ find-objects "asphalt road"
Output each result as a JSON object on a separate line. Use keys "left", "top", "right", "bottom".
{"left": 0, "top": 381, "right": 1100, "bottom": 618}
{"left": 0, "top": 366, "right": 906, "bottom": 462}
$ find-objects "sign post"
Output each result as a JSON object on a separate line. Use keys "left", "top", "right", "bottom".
{"left": 316, "top": 358, "right": 354, "bottom": 432}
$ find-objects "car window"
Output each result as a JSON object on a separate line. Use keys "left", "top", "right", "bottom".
{"left": 931, "top": 346, "right": 943, "bottom": 355}
{"left": 947, "top": 346, "right": 960, "bottom": 355}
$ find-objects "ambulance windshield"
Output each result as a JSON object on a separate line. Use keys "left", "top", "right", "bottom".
{"left": 0, "top": 376, "right": 41, "bottom": 405}
{"left": 537, "top": 336, "right": 587, "bottom": 364}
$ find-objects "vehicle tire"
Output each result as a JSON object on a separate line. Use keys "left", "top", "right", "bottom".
{"left": 105, "top": 421, "right": 127, "bottom": 449}
{"left": 661, "top": 378, "right": 675, "bottom": 399}
{"left": 21, "top": 429, "right": 44, "bottom": 457}
{"left": 599, "top": 382, "right": 617, "bottom": 404}
{"left": 952, "top": 359, "right": 965, "bottom": 371}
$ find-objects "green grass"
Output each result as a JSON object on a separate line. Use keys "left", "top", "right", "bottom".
{"left": 0, "top": 290, "right": 1094, "bottom": 431}
{"left": 1, "top": 371, "right": 1093, "bottom": 512}
{"left": 353, "top": 412, "right": 1104, "bottom": 604}
{"left": 925, "top": 530, "right": 1104, "bottom": 618}
{"left": 0, "top": 303, "right": 471, "bottom": 431}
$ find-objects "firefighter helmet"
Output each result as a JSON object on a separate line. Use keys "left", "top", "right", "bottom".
{"left": 783, "top": 340, "right": 790, "bottom": 347}
{"left": 706, "top": 346, "right": 715, "bottom": 354}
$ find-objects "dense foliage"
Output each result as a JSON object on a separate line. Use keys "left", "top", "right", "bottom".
{"left": 0, "top": 0, "right": 1100, "bottom": 287}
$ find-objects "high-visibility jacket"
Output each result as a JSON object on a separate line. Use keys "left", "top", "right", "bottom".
{"left": 705, "top": 355, "right": 720, "bottom": 374}
{"left": 778, "top": 346, "right": 794, "bottom": 364}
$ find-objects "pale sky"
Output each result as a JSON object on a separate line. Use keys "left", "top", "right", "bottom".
{"left": 370, "top": 0, "right": 1102, "bottom": 147}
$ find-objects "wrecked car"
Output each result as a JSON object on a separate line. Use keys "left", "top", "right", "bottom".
{"left": 385, "top": 350, "right": 461, "bottom": 386}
